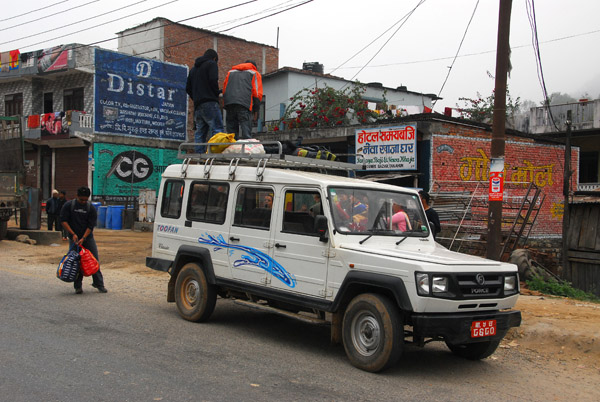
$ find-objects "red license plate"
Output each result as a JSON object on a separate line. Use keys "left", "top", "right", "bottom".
{"left": 471, "top": 319, "right": 497, "bottom": 338}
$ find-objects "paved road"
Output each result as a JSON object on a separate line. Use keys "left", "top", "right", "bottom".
{"left": 0, "top": 258, "right": 597, "bottom": 402}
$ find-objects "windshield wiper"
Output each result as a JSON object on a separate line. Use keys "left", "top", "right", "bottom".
{"left": 359, "top": 234, "right": 372, "bottom": 245}
{"left": 395, "top": 236, "right": 408, "bottom": 245}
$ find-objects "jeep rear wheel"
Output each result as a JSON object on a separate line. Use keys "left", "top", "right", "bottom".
{"left": 342, "top": 293, "right": 402, "bottom": 372}
{"left": 174, "top": 262, "right": 217, "bottom": 322}
{"left": 445, "top": 339, "right": 500, "bottom": 360}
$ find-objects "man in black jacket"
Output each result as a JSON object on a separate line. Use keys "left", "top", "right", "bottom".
{"left": 419, "top": 190, "right": 441, "bottom": 240}
{"left": 46, "top": 189, "right": 61, "bottom": 231}
{"left": 60, "top": 186, "right": 107, "bottom": 294}
{"left": 186, "top": 49, "right": 224, "bottom": 153}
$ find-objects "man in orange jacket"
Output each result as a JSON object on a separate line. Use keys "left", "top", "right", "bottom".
{"left": 223, "top": 60, "right": 263, "bottom": 140}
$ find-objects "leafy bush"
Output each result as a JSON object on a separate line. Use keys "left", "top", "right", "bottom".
{"left": 278, "top": 82, "right": 385, "bottom": 130}
{"left": 526, "top": 276, "right": 600, "bottom": 303}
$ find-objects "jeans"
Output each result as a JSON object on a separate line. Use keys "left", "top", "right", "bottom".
{"left": 194, "top": 102, "right": 224, "bottom": 153}
{"left": 47, "top": 214, "right": 60, "bottom": 231}
{"left": 226, "top": 104, "right": 253, "bottom": 140}
{"left": 70, "top": 236, "right": 104, "bottom": 290}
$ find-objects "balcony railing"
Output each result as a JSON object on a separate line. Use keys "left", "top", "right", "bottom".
{"left": 22, "top": 111, "right": 93, "bottom": 139}
{"left": 578, "top": 183, "right": 600, "bottom": 192}
{"left": 529, "top": 99, "right": 600, "bottom": 134}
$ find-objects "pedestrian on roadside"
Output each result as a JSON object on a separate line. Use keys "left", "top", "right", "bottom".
{"left": 186, "top": 49, "right": 224, "bottom": 153}
{"left": 223, "top": 60, "right": 263, "bottom": 140}
{"left": 419, "top": 190, "right": 441, "bottom": 240}
{"left": 45, "top": 189, "right": 61, "bottom": 231}
{"left": 57, "top": 190, "right": 67, "bottom": 240}
{"left": 60, "top": 186, "right": 107, "bottom": 294}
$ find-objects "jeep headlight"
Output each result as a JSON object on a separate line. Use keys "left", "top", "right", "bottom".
{"left": 432, "top": 276, "right": 448, "bottom": 293}
{"left": 504, "top": 274, "right": 518, "bottom": 292}
{"left": 416, "top": 273, "right": 429, "bottom": 295}
{"left": 416, "top": 274, "right": 448, "bottom": 295}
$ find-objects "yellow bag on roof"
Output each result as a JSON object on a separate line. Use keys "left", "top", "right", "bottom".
{"left": 208, "top": 132, "right": 236, "bottom": 153}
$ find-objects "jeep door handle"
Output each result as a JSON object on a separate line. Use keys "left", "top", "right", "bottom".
{"left": 229, "top": 236, "right": 240, "bottom": 242}
{"left": 275, "top": 243, "right": 286, "bottom": 248}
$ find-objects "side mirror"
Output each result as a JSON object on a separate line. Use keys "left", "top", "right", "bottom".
{"left": 314, "top": 215, "right": 329, "bottom": 243}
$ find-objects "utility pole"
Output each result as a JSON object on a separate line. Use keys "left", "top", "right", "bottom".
{"left": 486, "top": 0, "right": 513, "bottom": 260}
{"left": 562, "top": 110, "right": 572, "bottom": 279}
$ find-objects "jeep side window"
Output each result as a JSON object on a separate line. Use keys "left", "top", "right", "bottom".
{"left": 187, "top": 181, "right": 229, "bottom": 223}
{"left": 161, "top": 180, "right": 184, "bottom": 219}
{"left": 233, "top": 187, "right": 273, "bottom": 229}
{"left": 282, "top": 190, "right": 320, "bottom": 235}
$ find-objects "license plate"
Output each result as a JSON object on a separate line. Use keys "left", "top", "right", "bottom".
{"left": 471, "top": 319, "right": 497, "bottom": 338}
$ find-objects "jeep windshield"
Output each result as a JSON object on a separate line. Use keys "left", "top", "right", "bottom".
{"left": 328, "top": 187, "right": 429, "bottom": 237}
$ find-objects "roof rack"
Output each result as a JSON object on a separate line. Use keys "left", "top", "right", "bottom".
{"left": 177, "top": 141, "right": 364, "bottom": 180}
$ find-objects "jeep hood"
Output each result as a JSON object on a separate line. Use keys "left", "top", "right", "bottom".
{"left": 339, "top": 242, "right": 505, "bottom": 267}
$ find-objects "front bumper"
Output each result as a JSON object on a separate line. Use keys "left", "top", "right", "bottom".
{"left": 411, "top": 310, "right": 521, "bottom": 345}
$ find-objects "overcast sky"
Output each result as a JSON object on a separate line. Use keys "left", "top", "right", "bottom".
{"left": 5, "top": 0, "right": 600, "bottom": 112}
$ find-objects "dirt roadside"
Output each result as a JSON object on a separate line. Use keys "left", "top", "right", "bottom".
{"left": 3, "top": 227, "right": 600, "bottom": 374}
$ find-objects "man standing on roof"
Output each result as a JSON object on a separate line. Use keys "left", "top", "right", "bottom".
{"left": 186, "top": 49, "right": 224, "bottom": 153}
{"left": 223, "top": 60, "right": 263, "bottom": 140}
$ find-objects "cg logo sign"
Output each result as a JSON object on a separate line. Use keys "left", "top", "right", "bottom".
{"left": 111, "top": 151, "right": 154, "bottom": 183}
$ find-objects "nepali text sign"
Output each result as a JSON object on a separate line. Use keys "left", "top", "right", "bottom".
{"left": 355, "top": 125, "right": 417, "bottom": 170}
{"left": 94, "top": 49, "right": 187, "bottom": 140}
{"left": 92, "top": 143, "right": 178, "bottom": 202}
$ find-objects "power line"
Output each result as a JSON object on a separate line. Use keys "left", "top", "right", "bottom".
{"left": 50, "top": 0, "right": 258, "bottom": 52}
{"left": 333, "top": 28, "right": 600, "bottom": 70}
{"left": 0, "top": 0, "right": 149, "bottom": 47}
{"left": 0, "top": 0, "right": 100, "bottom": 32}
{"left": 64, "top": 0, "right": 306, "bottom": 71}
{"left": 433, "top": 0, "right": 479, "bottom": 107}
{"left": 343, "top": 0, "right": 426, "bottom": 87}
{"left": 203, "top": 0, "right": 297, "bottom": 32}
{"left": 16, "top": 0, "right": 180, "bottom": 51}
{"left": 0, "top": 0, "right": 70, "bottom": 23}
{"left": 526, "top": 0, "right": 559, "bottom": 130}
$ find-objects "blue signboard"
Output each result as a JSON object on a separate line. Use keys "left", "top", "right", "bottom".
{"left": 94, "top": 49, "right": 188, "bottom": 140}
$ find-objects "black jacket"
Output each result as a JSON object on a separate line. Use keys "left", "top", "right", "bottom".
{"left": 186, "top": 56, "right": 220, "bottom": 109}
{"left": 60, "top": 200, "right": 97, "bottom": 239}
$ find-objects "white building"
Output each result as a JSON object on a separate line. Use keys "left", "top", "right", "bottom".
{"left": 262, "top": 65, "right": 438, "bottom": 123}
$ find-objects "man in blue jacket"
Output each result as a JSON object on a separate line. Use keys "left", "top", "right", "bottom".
{"left": 186, "top": 49, "right": 224, "bottom": 153}
{"left": 61, "top": 186, "right": 107, "bottom": 294}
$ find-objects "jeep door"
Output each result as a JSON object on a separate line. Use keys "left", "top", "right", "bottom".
{"left": 185, "top": 181, "right": 231, "bottom": 278}
{"left": 270, "top": 188, "right": 329, "bottom": 296}
{"left": 227, "top": 185, "right": 275, "bottom": 286}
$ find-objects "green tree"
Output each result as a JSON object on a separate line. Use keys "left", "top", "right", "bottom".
{"left": 543, "top": 92, "right": 576, "bottom": 105}
{"left": 457, "top": 88, "right": 521, "bottom": 123}
{"left": 277, "top": 82, "right": 383, "bottom": 130}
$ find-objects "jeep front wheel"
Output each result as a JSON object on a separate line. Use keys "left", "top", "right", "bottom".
{"left": 342, "top": 293, "right": 402, "bottom": 372}
{"left": 445, "top": 339, "right": 500, "bottom": 360}
{"left": 174, "top": 262, "right": 217, "bottom": 322}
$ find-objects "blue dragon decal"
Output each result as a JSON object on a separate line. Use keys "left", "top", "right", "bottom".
{"left": 198, "top": 233, "right": 297, "bottom": 288}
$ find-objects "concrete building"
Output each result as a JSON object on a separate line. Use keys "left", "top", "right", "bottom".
{"left": 262, "top": 65, "right": 437, "bottom": 125}
{"left": 0, "top": 44, "right": 187, "bottom": 204}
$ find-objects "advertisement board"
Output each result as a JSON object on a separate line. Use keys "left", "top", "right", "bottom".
{"left": 92, "top": 143, "right": 179, "bottom": 202}
{"left": 94, "top": 49, "right": 188, "bottom": 140}
{"left": 355, "top": 125, "right": 417, "bottom": 170}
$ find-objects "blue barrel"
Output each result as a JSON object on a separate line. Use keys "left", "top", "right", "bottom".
{"left": 110, "top": 205, "right": 126, "bottom": 230}
{"left": 105, "top": 206, "right": 113, "bottom": 229}
{"left": 97, "top": 206, "right": 107, "bottom": 229}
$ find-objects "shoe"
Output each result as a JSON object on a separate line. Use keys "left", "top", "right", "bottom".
{"left": 92, "top": 284, "right": 108, "bottom": 293}
{"left": 75, "top": 288, "right": 83, "bottom": 294}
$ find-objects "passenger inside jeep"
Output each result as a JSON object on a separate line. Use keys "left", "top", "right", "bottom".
{"left": 329, "top": 187, "right": 428, "bottom": 237}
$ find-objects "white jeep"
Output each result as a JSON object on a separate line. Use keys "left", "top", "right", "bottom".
{"left": 147, "top": 145, "right": 521, "bottom": 372}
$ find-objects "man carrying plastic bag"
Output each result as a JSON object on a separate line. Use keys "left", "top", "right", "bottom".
{"left": 60, "top": 186, "right": 107, "bottom": 294}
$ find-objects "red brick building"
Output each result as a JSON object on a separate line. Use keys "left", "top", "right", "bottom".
{"left": 118, "top": 18, "right": 279, "bottom": 140}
